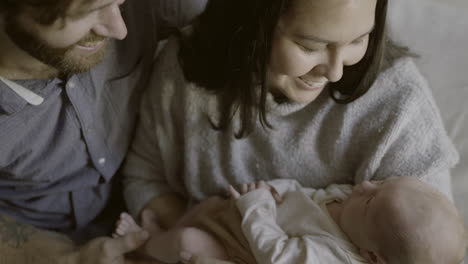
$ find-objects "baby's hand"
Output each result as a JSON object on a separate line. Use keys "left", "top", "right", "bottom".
{"left": 228, "top": 180, "right": 283, "bottom": 203}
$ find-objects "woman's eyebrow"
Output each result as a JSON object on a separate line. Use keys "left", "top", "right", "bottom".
{"left": 86, "top": 0, "right": 117, "bottom": 13}
{"left": 294, "top": 25, "right": 375, "bottom": 44}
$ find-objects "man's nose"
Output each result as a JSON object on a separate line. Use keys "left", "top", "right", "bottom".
{"left": 93, "top": 4, "right": 128, "bottom": 40}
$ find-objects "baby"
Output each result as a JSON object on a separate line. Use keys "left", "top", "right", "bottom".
{"left": 115, "top": 177, "right": 468, "bottom": 264}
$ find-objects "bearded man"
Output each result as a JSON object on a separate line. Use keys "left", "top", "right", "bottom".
{"left": 0, "top": 0, "right": 209, "bottom": 263}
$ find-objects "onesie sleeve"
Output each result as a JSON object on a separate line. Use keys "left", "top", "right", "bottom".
{"left": 123, "top": 39, "right": 183, "bottom": 217}
{"left": 236, "top": 190, "right": 353, "bottom": 264}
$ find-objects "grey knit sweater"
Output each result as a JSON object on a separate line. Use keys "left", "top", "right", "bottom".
{"left": 123, "top": 37, "right": 459, "bottom": 217}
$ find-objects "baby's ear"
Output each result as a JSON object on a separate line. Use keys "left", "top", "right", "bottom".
{"left": 359, "top": 249, "right": 387, "bottom": 264}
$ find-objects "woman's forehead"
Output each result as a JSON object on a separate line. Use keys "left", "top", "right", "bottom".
{"left": 280, "top": 0, "right": 376, "bottom": 43}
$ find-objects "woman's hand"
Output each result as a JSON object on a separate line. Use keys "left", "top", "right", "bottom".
{"left": 228, "top": 180, "right": 283, "bottom": 203}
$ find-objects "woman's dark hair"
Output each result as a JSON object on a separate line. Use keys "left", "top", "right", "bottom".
{"left": 179, "top": 0, "right": 409, "bottom": 138}
{"left": 0, "top": 0, "right": 92, "bottom": 25}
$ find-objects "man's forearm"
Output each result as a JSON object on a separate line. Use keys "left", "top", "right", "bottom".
{"left": 0, "top": 213, "right": 77, "bottom": 264}
{"left": 141, "top": 193, "right": 187, "bottom": 229}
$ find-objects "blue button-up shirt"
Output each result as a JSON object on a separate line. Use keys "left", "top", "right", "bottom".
{"left": 0, "top": 0, "right": 163, "bottom": 234}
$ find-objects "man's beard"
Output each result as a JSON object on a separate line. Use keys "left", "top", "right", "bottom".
{"left": 5, "top": 16, "right": 109, "bottom": 77}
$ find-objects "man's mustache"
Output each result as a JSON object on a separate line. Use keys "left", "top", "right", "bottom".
{"left": 76, "top": 33, "right": 107, "bottom": 45}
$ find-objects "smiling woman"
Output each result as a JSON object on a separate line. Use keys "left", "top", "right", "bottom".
{"left": 179, "top": 0, "right": 401, "bottom": 138}
{"left": 123, "top": 0, "right": 460, "bottom": 262}
{"left": 267, "top": 0, "right": 376, "bottom": 104}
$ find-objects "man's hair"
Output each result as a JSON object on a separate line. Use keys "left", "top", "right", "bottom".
{"left": 179, "top": 0, "right": 410, "bottom": 138}
{"left": 0, "top": 0, "right": 90, "bottom": 25}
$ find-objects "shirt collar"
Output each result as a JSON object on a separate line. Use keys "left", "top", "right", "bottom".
{"left": 0, "top": 76, "right": 44, "bottom": 104}
{"left": 0, "top": 76, "right": 56, "bottom": 115}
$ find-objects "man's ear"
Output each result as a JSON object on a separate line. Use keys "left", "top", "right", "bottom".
{"left": 359, "top": 248, "right": 387, "bottom": 264}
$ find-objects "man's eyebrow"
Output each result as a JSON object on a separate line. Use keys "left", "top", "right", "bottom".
{"left": 294, "top": 25, "right": 375, "bottom": 44}
{"left": 71, "top": 0, "right": 116, "bottom": 17}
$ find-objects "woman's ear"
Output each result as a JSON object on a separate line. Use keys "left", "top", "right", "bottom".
{"left": 359, "top": 248, "right": 387, "bottom": 264}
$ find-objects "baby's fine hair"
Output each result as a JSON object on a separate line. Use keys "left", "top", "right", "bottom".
{"left": 375, "top": 183, "right": 466, "bottom": 264}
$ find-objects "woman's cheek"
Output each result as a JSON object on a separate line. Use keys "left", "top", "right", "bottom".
{"left": 344, "top": 41, "right": 369, "bottom": 66}
{"left": 271, "top": 46, "right": 316, "bottom": 76}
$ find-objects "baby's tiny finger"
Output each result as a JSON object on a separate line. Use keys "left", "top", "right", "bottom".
{"left": 256, "top": 180, "right": 267, "bottom": 189}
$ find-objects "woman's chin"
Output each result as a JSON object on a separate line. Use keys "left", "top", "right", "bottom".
{"left": 287, "top": 89, "right": 324, "bottom": 104}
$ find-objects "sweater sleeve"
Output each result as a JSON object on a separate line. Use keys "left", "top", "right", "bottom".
{"left": 354, "top": 59, "right": 459, "bottom": 200}
{"left": 123, "top": 39, "right": 182, "bottom": 217}
{"left": 236, "top": 190, "right": 351, "bottom": 264}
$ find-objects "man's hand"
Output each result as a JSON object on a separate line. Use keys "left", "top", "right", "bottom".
{"left": 140, "top": 193, "right": 187, "bottom": 230}
{"left": 125, "top": 260, "right": 161, "bottom": 264}
{"left": 180, "top": 253, "right": 235, "bottom": 264}
{"left": 0, "top": 212, "right": 152, "bottom": 264}
{"left": 71, "top": 230, "right": 149, "bottom": 264}
{"left": 228, "top": 180, "right": 283, "bottom": 203}
{"left": 125, "top": 254, "right": 164, "bottom": 264}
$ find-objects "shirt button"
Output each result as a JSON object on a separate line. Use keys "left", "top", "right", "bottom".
{"left": 98, "top": 158, "right": 106, "bottom": 165}
{"left": 68, "top": 82, "right": 75, "bottom": 89}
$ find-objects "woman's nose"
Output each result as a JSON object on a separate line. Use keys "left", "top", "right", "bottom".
{"left": 325, "top": 49, "right": 344, "bottom": 82}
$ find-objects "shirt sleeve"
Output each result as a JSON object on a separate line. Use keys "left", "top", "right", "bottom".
{"left": 236, "top": 190, "right": 351, "bottom": 264}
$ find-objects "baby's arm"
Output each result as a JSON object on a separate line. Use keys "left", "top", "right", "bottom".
{"left": 235, "top": 189, "right": 308, "bottom": 264}
{"left": 235, "top": 188, "right": 347, "bottom": 264}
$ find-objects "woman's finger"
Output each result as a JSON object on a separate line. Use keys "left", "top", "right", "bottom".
{"left": 228, "top": 185, "right": 240, "bottom": 199}
{"left": 240, "top": 184, "right": 248, "bottom": 194}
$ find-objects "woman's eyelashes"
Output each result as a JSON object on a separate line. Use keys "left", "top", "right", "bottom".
{"left": 297, "top": 36, "right": 367, "bottom": 54}
{"left": 351, "top": 36, "right": 367, "bottom": 45}
{"left": 297, "top": 42, "right": 320, "bottom": 53}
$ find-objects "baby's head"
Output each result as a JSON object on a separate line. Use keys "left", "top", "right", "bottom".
{"left": 340, "top": 176, "right": 467, "bottom": 264}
